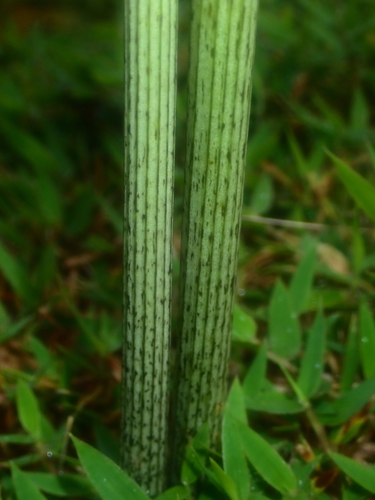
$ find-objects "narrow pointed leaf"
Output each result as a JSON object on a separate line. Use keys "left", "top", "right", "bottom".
{"left": 223, "top": 381, "right": 249, "bottom": 500}
{"left": 315, "top": 376, "right": 375, "bottom": 425}
{"left": 26, "top": 472, "right": 92, "bottom": 497}
{"left": 290, "top": 244, "right": 316, "bottom": 314}
{"left": 210, "top": 459, "right": 240, "bottom": 500}
{"left": 155, "top": 486, "right": 190, "bottom": 500}
{"left": 16, "top": 380, "right": 41, "bottom": 439}
{"left": 329, "top": 452, "right": 375, "bottom": 494}
{"left": 327, "top": 150, "right": 375, "bottom": 223}
{"left": 341, "top": 316, "right": 359, "bottom": 392}
{"left": 11, "top": 464, "right": 48, "bottom": 500}
{"left": 297, "top": 309, "right": 326, "bottom": 398}
{"left": 243, "top": 344, "right": 267, "bottom": 399}
{"left": 239, "top": 421, "right": 297, "bottom": 494}
{"left": 71, "top": 435, "right": 148, "bottom": 500}
{"left": 181, "top": 423, "right": 210, "bottom": 485}
{"left": 232, "top": 306, "right": 256, "bottom": 343}
{"left": 269, "top": 280, "right": 301, "bottom": 359}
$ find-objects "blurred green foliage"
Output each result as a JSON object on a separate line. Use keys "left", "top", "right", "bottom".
{"left": 1, "top": 0, "right": 375, "bottom": 498}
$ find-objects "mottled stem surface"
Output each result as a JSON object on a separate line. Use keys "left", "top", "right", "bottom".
{"left": 173, "top": 0, "right": 258, "bottom": 475}
{"left": 121, "top": 0, "right": 177, "bottom": 495}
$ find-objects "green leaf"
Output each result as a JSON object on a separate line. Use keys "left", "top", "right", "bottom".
{"left": 341, "top": 316, "right": 359, "bottom": 392}
{"left": 249, "top": 174, "right": 274, "bottom": 215}
{"left": 232, "top": 306, "right": 256, "bottom": 343}
{"left": 269, "top": 280, "right": 301, "bottom": 359}
{"left": 0, "top": 434, "right": 36, "bottom": 444}
{"left": 287, "top": 133, "right": 308, "bottom": 178}
{"left": 16, "top": 380, "right": 41, "bottom": 439}
{"left": 315, "top": 376, "right": 375, "bottom": 426}
{"left": 71, "top": 435, "right": 148, "bottom": 500}
{"left": 238, "top": 421, "right": 297, "bottom": 495}
{"left": 329, "top": 452, "right": 375, "bottom": 494}
{"left": 245, "top": 388, "right": 304, "bottom": 415}
{"left": 0, "top": 242, "right": 32, "bottom": 301}
{"left": 181, "top": 423, "right": 210, "bottom": 485}
{"left": 223, "top": 381, "right": 249, "bottom": 500}
{"left": 209, "top": 459, "right": 240, "bottom": 500}
{"left": 327, "top": 150, "right": 375, "bottom": 223}
{"left": 26, "top": 472, "right": 92, "bottom": 497}
{"left": 359, "top": 303, "right": 375, "bottom": 378}
{"left": 11, "top": 463, "right": 48, "bottom": 500}
{"left": 297, "top": 309, "right": 326, "bottom": 398}
{"left": 290, "top": 244, "right": 316, "bottom": 314}
{"left": 350, "top": 89, "right": 369, "bottom": 131}
{"left": 243, "top": 344, "right": 267, "bottom": 399}
{"left": 155, "top": 486, "right": 190, "bottom": 500}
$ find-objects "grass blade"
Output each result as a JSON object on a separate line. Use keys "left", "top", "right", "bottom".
{"left": 222, "top": 380, "right": 250, "bottom": 500}
{"left": 71, "top": 435, "right": 148, "bottom": 500}
{"left": 297, "top": 308, "right": 326, "bottom": 398}
{"left": 11, "top": 464, "right": 47, "bottom": 500}
{"left": 290, "top": 243, "right": 317, "bottom": 314}
{"left": 238, "top": 421, "right": 297, "bottom": 495}
{"left": 359, "top": 303, "right": 375, "bottom": 378}
{"left": 329, "top": 453, "right": 375, "bottom": 494}
{"left": 269, "top": 280, "right": 301, "bottom": 359}
{"left": 16, "top": 380, "right": 41, "bottom": 440}
{"left": 326, "top": 150, "right": 375, "bottom": 223}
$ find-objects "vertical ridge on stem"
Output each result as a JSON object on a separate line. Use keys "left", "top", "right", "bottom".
{"left": 173, "top": 0, "right": 258, "bottom": 475}
{"left": 122, "top": 0, "right": 177, "bottom": 495}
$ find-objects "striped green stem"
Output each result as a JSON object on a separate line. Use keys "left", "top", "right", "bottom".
{"left": 173, "top": 0, "right": 258, "bottom": 472}
{"left": 121, "top": 0, "right": 177, "bottom": 495}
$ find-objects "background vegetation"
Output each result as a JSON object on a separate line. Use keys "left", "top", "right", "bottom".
{"left": 1, "top": 0, "right": 375, "bottom": 498}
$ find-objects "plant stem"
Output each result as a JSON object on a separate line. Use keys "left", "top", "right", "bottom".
{"left": 121, "top": 0, "right": 177, "bottom": 495}
{"left": 172, "top": 0, "right": 258, "bottom": 475}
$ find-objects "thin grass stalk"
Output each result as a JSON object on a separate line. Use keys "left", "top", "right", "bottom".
{"left": 121, "top": 0, "right": 177, "bottom": 495}
{"left": 172, "top": 0, "right": 258, "bottom": 473}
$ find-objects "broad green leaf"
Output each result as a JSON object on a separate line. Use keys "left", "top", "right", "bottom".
{"left": 245, "top": 390, "right": 304, "bottom": 415}
{"left": 26, "top": 472, "right": 92, "bottom": 497}
{"left": 341, "top": 316, "right": 359, "bottom": 392}
{"left": 269, "top": 280, "right": 301, "bottom": 359}
{"left": 238, "top": 421, "right": 297, "bottom": 495}
{"left": 209, "top": 459, "right": 240, "bottom": 500}
{"left": 327, "top": 150, "right": 375, "bottom": 223}
{"left": 329, "top": 452, "right": 375, "bottom": 494}
{"left": 290, "top": 244, "right": 316, "bottom": 314}
{"left": 71, "top": 435, "right": 148, "bottom": 500}
{"left": 16, "top": 380, "right": 41, "bottom": 439}
{"left": 223, "top": 381, "right": 249, "bottom": 500}
{"left": 181, "top": 423, "right": 210, "bottom": 485}
{"left": 315, "top": 376, "right": 375, "bottom": 426}
{"left": 11, "top": 463, "right": 48, "bottom": 500}
{"left": 155, "top": 486, "right": 190, "bottom": 500}
{"left": 232, "top": 306, "right": 256, "bottom": 343}
{"left": 359, "top": 303, "right": 375, "bottom": 378}
{"left": 297, "top": 309, "right": 326, "bottom": 398}
{"left": 243, "top": 344, "right": 267, "bottom": 399}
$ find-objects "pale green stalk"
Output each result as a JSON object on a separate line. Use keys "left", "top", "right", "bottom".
{"left": 173, "top": 0, "right": 258, "bottom": 471}
{"left": 121, "top": 0, "right": 177, "bottom": 495}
